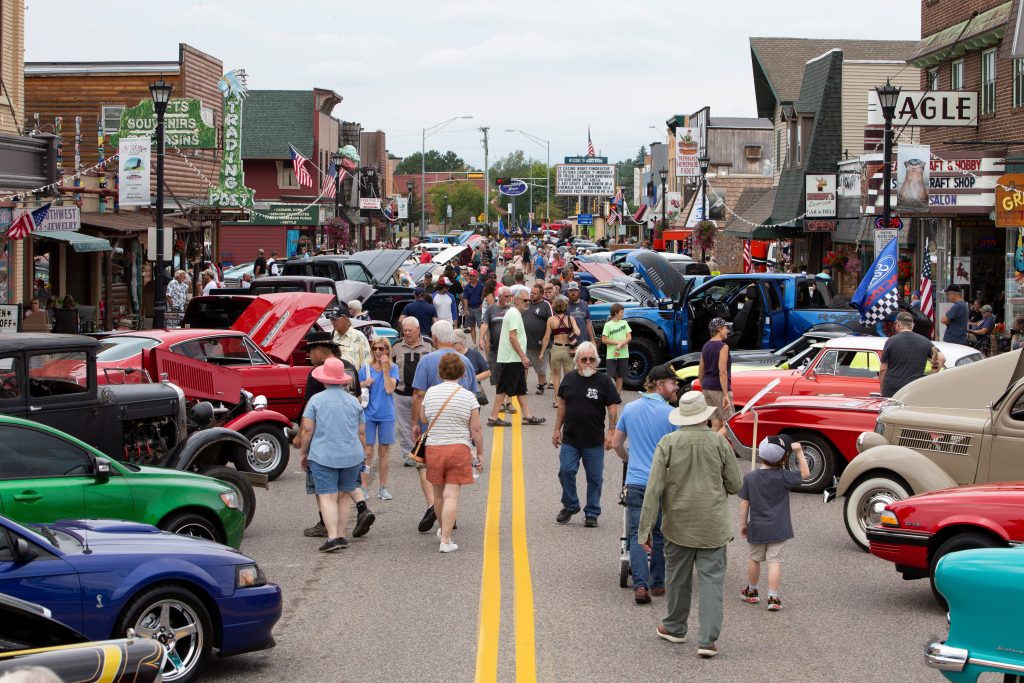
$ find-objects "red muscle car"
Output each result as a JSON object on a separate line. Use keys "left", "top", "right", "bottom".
{"left": 725, "top": 395, "right": 884, "bottom": 493}
{"left": 867, "top": 482, "right": 1024, "bottom": 606}
{"left": 694, "top": 336, "right": 981, "bottom": 409}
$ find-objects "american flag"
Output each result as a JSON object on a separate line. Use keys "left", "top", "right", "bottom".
{"left": 382, "top": 200, "right": 398, "bottom": 223}
{"left": 289, "top": 144, "right": 313, "bottom": 188}
{"left": 587, "top": 127, "right": 595, "bottom": 157}
{"left": 743, "top": 239, "right": 752, "bottom": 273}
{"left": 323, "top": 161, "right": 338, "bottom": 198}
{"left": 7, "top": 204, "right": 50, "bottom": 240}
{"left": 919, "top": 247, "right": 934, "bottom": 320}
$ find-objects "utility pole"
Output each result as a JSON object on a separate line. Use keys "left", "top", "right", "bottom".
{"left": 480, "top": 126, "right": 490, "bottom": 236}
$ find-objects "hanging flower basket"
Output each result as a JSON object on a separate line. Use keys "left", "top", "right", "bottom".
{"left": 693, "top": 220, "right": 717, "bottom": 252}
{"left": 822, "top": 250, "right": 847, "bottom": 269}
{"left": 897, "top": 256, "right": 913, "bottom": 283}
{"left": 844, "top": 256, "right": 861, "bottom": 274}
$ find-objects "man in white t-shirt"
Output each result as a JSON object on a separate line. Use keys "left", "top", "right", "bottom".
{"left": 201, "top": 269, "right": 220, "bottom": 296}
{"left": 432, "top": 277, "right": 455, "bottom": 322}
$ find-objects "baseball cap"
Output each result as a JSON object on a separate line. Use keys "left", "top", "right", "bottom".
{"left": 328, "top": 310, "right": 350, "bottom": 320}
{"left": 437, "top": 276, "right": 450, "bottom": 287}
{"left": 648, "top": 364, "right": 677, "bottom": 383}
{"left": 708, "top": 317, "right": 733, "bottom": 333}
{"left": 943, "top": 283, "right": 962, "bottom": 293}
{"left": 895, "top": 311, "right": 915, "bottom": 326}
{"left": 757, "top": 435, "right": 793, "bottom": 464}
{"left": 567, "top": 281, "right": 580, "bottom": 290}
{"left": 413, "top": 287, "right": 426, "bottom": 296}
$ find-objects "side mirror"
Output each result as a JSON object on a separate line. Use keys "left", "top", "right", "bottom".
{"left": 95, "top": 459, "right": 111, "bottom": 480}
{"left": 13, "top": 537, "right": 38, "bottom": 563}
{"left": 806, "top": 370, "right": 817, "bottom": 381}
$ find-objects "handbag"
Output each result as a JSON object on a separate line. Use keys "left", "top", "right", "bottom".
{"left": 475, "top": 388, "right": 489, "bottom": 406}
{"left": 408, "top": 385, "right": 461, "bottom": 464}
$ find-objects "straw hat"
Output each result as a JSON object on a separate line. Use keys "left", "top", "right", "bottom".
{"left": 311, "top": 357, "right": 352, "bottom": 385}
{"left": 668, "top": 390, "right": 717, "bottom": 426}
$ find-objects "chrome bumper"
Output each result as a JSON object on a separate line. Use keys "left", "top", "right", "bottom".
{"left": 925, "top": 641, "right": 967, "bottom": 672}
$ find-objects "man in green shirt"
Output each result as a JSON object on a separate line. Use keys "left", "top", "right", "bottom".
{"left": 489, "top": 290, "right": 545, "bottom": 427}
{"left": 638, "top": 391, "right": 742, "bottom": 659}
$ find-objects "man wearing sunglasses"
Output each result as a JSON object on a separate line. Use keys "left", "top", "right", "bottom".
{"left": 553, "top": 341, "right": 621, "bottom": 527}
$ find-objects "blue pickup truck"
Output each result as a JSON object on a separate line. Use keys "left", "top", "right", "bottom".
{"left": 600, "top": 251, "right": 869, "bottom": 390}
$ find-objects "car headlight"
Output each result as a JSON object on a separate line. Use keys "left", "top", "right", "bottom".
{"left": 252, "top": 395, "right": 268, "bottom": 410}
{"left": 879, "top": 510, "right": 899, "bottom": 527}
{"left": 236, "top": 563, "right": 267, "bottom": 589}
{"left": 220, "top": 491, "right": 240, "bottom": 509}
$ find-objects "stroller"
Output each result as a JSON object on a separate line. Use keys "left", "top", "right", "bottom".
{"left": 618, "top": 463, "right": 632, "bottom": 588}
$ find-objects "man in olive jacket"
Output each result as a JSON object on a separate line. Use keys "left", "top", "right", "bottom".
{"left": 638, "top": 391, "right": 742, "bottom": 659}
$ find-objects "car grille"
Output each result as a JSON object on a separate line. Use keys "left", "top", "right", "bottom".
{"left": 897, "top": 428, "right": 973, "bottom": 455}
{"left": 224, "top": 278, "right": 240, "bottom": 288}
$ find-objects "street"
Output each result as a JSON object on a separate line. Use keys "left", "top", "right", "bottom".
{"left": 202, "top": 389, "right": 947, "bottom": 683}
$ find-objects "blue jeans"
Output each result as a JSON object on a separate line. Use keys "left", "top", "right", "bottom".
{"left": 558, "top": 443, "right": 605, "bottom": 518}
{"left": 627, "top": 485, "right": 665, "bottom": 590}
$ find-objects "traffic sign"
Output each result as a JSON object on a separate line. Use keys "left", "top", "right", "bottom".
{"left": 498, "top": 179, "right": 528, "bottom": 196}
{"left": 495, "top": 177, "right": 509, "bottom": 185}
{"left": 467, "top": 172, "right": 484, "bottom": 179}
{"left": 578, "top": 213, "right": 593, "bottom": 225}
{"left": 874, "top": 215, "right": 903, "bottom": 230}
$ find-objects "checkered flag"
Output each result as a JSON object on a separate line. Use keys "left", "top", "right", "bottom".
{"left": 861, "top": 290, "right": 900, "bottom": 324}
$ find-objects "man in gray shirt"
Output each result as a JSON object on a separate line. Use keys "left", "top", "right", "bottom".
{"left": 941, "top": 284, "right": 968, "bottom": 344}
{"left": 566, "top": 282, "right": 596, "bottom": 344}
{"left": 880, "top": 311, "right": 945, "bottom": 397}
{"left": 522, "top": 283, "right": 552, "bottom": 395}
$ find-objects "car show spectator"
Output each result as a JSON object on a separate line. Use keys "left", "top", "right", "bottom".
{"left": 941, "top": 284, "right": 968, "bottom": 344}
{"left": 522, "top": 283, "right": 552, "bottom": 396}
{"left": 432, "top": 277, "right": 456, "bottom": 323}
{"left": 165, "top": 270, "right": 190, "bottom": 328}
{"left": 401, "top": 288, "right": 437, "bottom": 337}
{"left": 698, "top": 318, "right": 733, "bottom": 435}
{"left": 331, "top": 311, "right": 372, "bottom": 370}
{"left": 200, "top": 269, "right": 220, "bottom": 296}
{"left": 359, "top": 338, "right": 399, "bottom": 501}
{"left": 489, "top": 290, "right": 544, "bottom": 428}
{"left": 539, "top": 295, "right": 579, "bottom": 409}
{"left": 600, "top": 303, "right": 632, "bottom": 395}
{"left": 879, "top": 311, "right": 946, "bottom": 398}
{"left": 392, "top": 317, "right": 434, "bottom": 468}
{"left": 481, "top": 287, "right": 513, "bottom": 410}
{"left": 566, "top": 282, "right": 595, "bottom": 344}
{"left": 253, "top": 249, "right": 268, "bottom": 277}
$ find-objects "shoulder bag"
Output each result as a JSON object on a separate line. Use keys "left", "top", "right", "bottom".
{"left": 408, "top": 385, "right": 461, "bottom": 463}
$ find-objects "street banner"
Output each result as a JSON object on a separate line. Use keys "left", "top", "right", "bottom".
{"left": 396, "top": 197, "right": 409, "bottom": 219}
{"left": 675, "top": 126, "right": 700, "bottom": 177}
{"left": 359, "top": 198, "right": 381, "bottom": 210}
{"left": 853, "top": 236, "right": 900, "bottom": 324}
{"left": 555, "top": 164, "right": 615, "bottom": 196}
{"left": 805, "top": 174, "right": 837, "bottom": 217}
{"left": 897, "top": 144, "right": 930, "bottom": 213}
{"left": 118, "top": 136, "right": 151, "bottom": 207}
{"left": 665, "top": 192, "right": 682, "bottom": 222}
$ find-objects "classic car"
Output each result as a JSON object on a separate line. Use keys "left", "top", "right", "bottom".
{"left": 926, "top": 546, "right": 1024, "bottom": 682}
{"left": 725, "top": 395, "right": 884, "bottom": 493}
{"left": 830, "top": 348, "right": 1024, "bottom": 551}
{"left": 694, "top": 335, "right": 982, "bottom": 409}
{"left": 0, "top": 414, "right": 246, "bottom": 547}
{"left": 867, "top": 481, "right": 1024, "bottom": 607}
{"left": 0, "top": 593, "right": 165, "bottom": 682}
{"left": 0, "top": 334, "right": 258, "bottom": 526}
{"left": 0, "top": 513, "right": 281, "bottom": 682}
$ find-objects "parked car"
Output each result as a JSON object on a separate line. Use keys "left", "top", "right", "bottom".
{"left": 868, "top": 481, "right": 1024, "bottom": 608}
{"left": 926, "top": 546, "right": 1024, "bottom": 682}
{"left": 0, "top": 514, "right": 282, "bottom": 682}
{"left": 694, "top": 336, "right": 982, "bottom": 409}
{"left": 829, "top": 348, "right": 1024, "bottom": 551}
{"left": 0, "top": 334, "right": 258, "bottom": 525}
{"left": 0, "top": 413, "right": 246, "bottom": 546}
{"left": 0, "top": 593, "right": 165, "bottom": 682}
{"left": 221, "top": 261, "right": 254, "bottom": 288}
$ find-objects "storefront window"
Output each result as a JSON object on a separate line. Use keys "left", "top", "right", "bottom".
{"left": 33, "top": 253, "right": 51, "bottom": 305}
{"left": 0, "top": 238, "right": 9, "bottom": 305}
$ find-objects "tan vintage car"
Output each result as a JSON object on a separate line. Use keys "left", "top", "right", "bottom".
{"left": 832, "top": 348, "right": 1024, "bottom": 550}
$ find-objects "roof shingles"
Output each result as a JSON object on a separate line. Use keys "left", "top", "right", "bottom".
{"left": 241, "top": 90, "right": 315, "bottom": 160}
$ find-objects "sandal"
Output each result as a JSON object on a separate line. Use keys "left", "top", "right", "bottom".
{"left": 522, "top": 416, "right": 546, "bottom": 425}
{"left": 502, "top": 402, "right": 518, "bottom": 414}
{"left": 488, "top": 417, "right": 512, "bottom": 427}
{"left": 535, "top": 385, "right": 545, "bottom": 395}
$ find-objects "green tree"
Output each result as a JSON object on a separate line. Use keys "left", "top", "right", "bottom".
{"left": 427, "top": 181, "right": 484, "bottom": 231}
{"left": 395, "top": 149, "right": 469, "bottom": 175}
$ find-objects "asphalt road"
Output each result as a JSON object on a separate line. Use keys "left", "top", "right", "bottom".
{"left": 202, "top": 387, "right": 949, "bottom": 683}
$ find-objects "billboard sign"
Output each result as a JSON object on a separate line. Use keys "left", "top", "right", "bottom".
{"left": 556, "top": 164, "right": 615, "bottom": 196}
{"left": 805, "top": 174, "right": 837, "bottom": 218}
{"left": 867, "top": 91, "right": 978, "bottom": 127}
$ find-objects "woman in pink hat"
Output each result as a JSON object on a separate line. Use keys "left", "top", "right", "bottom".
{"left": 298, "top": 357, "right": 376, "bottom": 553}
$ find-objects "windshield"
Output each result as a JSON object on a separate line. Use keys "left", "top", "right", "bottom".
{"left": 97, "top": 336, "right": 161, "bottom": 362}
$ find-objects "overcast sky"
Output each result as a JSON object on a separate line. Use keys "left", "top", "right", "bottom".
{"left": 28, "top": 1, "right": 920, "bottom": 168}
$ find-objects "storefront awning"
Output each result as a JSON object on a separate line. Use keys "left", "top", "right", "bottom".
{"left": 41, "top": 230, "right": 112, "bottom": 252}
{"left": 80, "top": 211, "right": 192, "bottom": 233}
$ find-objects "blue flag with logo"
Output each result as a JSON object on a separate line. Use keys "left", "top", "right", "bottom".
{"left": 498, "top": 218, "right": 509, "bottom": 238}
{"left": 851, "top": 236, "right": 901, "bottom": 324}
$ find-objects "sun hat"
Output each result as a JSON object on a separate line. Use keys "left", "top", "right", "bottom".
{"left": 311, "top": 357, "right": 352, "bottom": 385}
{"left": 668, "top": 391, "right": 717, "bottom": 426}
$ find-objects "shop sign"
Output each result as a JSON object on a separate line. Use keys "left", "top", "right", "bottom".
{"left": 867, "top": 91, "right": 978, "bottom": 127}
{"left": 674, "top": 126, "right": 700, "bottom": 177}
{"left": 222, "top": 202, "right": 318, "bottom": 226}
{"left": 498, "top": 179, "right": 528, "bottom": 197}
{"left": 996, "top": 173, "right": 1024, "bottom": 227}
{"left": 208, "top": 70, "right": 255, "bottom": 209}
{"left": 874, "top": 229, "right": 898, "bottom": 254}
{"left": 953, "top": 256, "right": 971, "bottom": 285}
{"left": 805, "top": 175, "right": 837, "bottom": 217}
{"left": 0, "top": 305, "right": 20, "bottom": 332}
{"left": 0, "top": 208, "right": 11, "bottom": 228}
{"left": 110, "top": 98, "right": 218, "bottom": 148}
{"left": 873, "top": 154, "right": 1003, "bottom": 215}
{"left": 563, "top": 156, "right": 608, "bottom": 164}
{"left": 34, "top": 206, "right": 80, "bottom": 233}
{"left": 117, "top": 137, "right": 151, "bottom": 207}
{"left": 555, "top": 164, "right": 615, "bottom": 196}
{"left": 805, "top": 220, "right": 836, "bottom": 232}
{"left": 978, "top": 235, "right": 999, "bottom": 249}
{"left": 896, "top": 144, "right": 930, "bottom": 213}
{"left": 875, "top": 215, "right": 903, "bottom": 230}
{"left": 359, "top": 198, "right": 381, "bottom": 210}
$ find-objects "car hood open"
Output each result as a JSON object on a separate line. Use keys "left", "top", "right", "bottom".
{"left": 230, "top": 292, "right": 335, "bottom": 363}
{"left": 432, "top": 245, "right": 468, "bottom": 265}
{"left": 351, "top": 249, "right": 414, "bottom": 283}
{"left": 575, "top": 261, "right": 626, "bottom": 283}
{"left": 626, "top": 250, "right": 690, "bottom": 300}
{"left": 893, "top": 348, "right": 1022, "bottom": 409}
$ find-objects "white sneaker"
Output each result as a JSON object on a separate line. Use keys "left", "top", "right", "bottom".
{"left": 378, "top": 487, "right": 393, "bottom": 500}
{"left": 439, "top": 542, "right": 459, "bottom": 553}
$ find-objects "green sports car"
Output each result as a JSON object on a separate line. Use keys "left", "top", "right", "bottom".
{"left": 0, "top": 415, "right": 245, "bottom": 548}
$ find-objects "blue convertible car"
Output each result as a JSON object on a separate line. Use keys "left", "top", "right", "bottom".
{"left": 0, "top": 514, "right": 281, "bottom": 683}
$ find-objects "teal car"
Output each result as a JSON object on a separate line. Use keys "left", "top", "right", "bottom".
{"left": 926, "top": 546, "right": 1024, "bottom": 682}
{"left": 0, "top": 415, "right": 245, "bottom": 548}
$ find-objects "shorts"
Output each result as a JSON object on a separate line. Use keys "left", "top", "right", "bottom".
{"left": 749, "top": 541, "right": 786, "bottom": 563}
{"left": 535, "top": 268, "right": 546, "bottom": 280}
{"left": 549, "top": 344, "right": 574, "bottom": 373}
{"left": 487, "top": 349, "right": 500, "bottom": 386}
{"left": 467, "top": 306, "right": 483, "bottom": 327}
{"left": 305, "top": 469, "right": 316, "bottom": 495}
{"left": 496, "top": 361, "right": 527, "bottom": 397}
{"left": 308, "top": 460, "right": 361, "bottom": 495}
{"left": 364, "top": 419, "right": 395, "bottom": 445}
{"left": 701, "top": 389, "right": 735, "bottom": 420}
{"left": 605, "top": 357, "right": 629, "bottom": 379}
{"left": 424, "top": 443, "right": 474, "bottom": 485}
{"left": 526, "top": 347, "right": 549, "bottom": 376}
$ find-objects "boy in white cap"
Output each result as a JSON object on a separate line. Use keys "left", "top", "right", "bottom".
{"left": 737, "top": 435, "right": 809, "bottom": 610}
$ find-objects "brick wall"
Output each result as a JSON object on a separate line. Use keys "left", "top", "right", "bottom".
{"left": 0, "top": 0, "right": 25, "bottom": 136}
{"left": 921, "top": 0, "right": 1008, "bottom": 38}
{"left": 709, "top": 175, "right": 775, "bottom": 273}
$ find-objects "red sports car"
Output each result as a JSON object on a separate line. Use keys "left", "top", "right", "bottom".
{"left": 725, "top": 394, "right": 884, "bottom": 493}
{"left": 694, "top": 336, "right": 981, "bottom": 409}
{"left": 97, "top": 292, "right": 334, "bottom": 421}
{"left": 867, "top": 482, "right": 1024, "bottom": 606}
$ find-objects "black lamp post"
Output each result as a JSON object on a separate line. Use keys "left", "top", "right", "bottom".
{"left": 876, "top": 79, "right": 901, "bottom": 242}
{"left": 149, "top": 78, "right": 172, "bottom": 329}
{"left": 698, "top": 154, "right": 711, "bottom": 261}
{"left": 331, "top": 148, "right": 345, "bottom": 251}
{"left": 407, "top": 180, "right": 414, "bottom": 241}
{"left": 659, "top": 169, "right": 668, "bottom": 245}
{"left": 443, "top": 193, "right": 449, "bottom": 234}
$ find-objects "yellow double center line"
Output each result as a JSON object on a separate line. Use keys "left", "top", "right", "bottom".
{"left": 475, "top": 401, "right": 537, "bottom": 682}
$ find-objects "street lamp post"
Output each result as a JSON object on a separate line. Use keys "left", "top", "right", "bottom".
{"left": 149, "top": 79, "right": 172, "bottom": 329}
{"left": 698, "top": 154, "right": 710, "bottom": 261}
{"left": 876, "top": 79, "right": 901, "bottom": 246}
{"left": 659, "top": 169, "right": 668, "bottom": 248}
{"left": 406, "top": 180, "right": 414, "bottom": 242}
{"left": 331, "top": 148, "right": 345, "bottom": 251}
{"left": 507, "top": 129, "right": 550, "bottom": 222}
{"left": 421, "top": 116, "right": 473, "bottom": 239}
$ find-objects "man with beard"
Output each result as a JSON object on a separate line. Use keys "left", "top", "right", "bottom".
{"left": 481, "top": 287, "right": 515, "bottom": 413}
{"left": 566, "top": 281, "right": 596, "bottom": 344}
{"left": 522, "top": 283, "right": 552, "bottom": 396}
{"left": 392, "top": 317, "right": 434, "bottom": 467}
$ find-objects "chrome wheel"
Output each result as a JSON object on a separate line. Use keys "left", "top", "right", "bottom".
{"left": 173, "top": 521, "right": 217, "bottom": 541}
{"left": 247, "top": 431, "right": 282, "bottom": 473}
{"left": 856, "top": 487, "right": 901, "bottom": 528}
{"left": 133, "top": 599, "right": 204, "bottom": 681}
{"left": 789, "top": 441, "right": 825, "bottom": 483}
{"left": 843, "top": 475, "right": 910, "bottom": 551}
